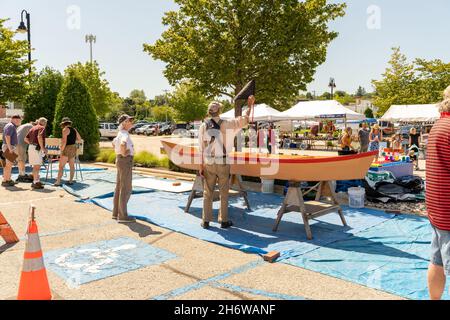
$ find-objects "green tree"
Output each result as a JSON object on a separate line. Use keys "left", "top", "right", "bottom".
{"left": 103, "top": 92, "right": 124, "bottom": 122}
{"left": 372, "top": 47, "right": 417, "bottom": 115}
{"left": 169, "top": 82, "right": 208, "bottom": 122}
{"left": 65, "top": 62, "right": 114, "bottom": 117}
{"left": 151, "top": 105, "right": 174, "bottom": 122}
{"left": 144, "top": 0, "right": 346, "bottom": 114}
{"left": 129, "top": 90, "right": 151, "bottom": 119}
{"left": 372, "top": 47, "right": 450, "bottom": 116}
{"left": 24, "top": 67, "right": 63, "bottom": 133}
{"left": 0, "top": 19, "right": 32, "bottom": 104}
{"left": 54, "top": 70, "right": 99, "bottom": 160}
{"left": 355, "top": 86, "right": 366, "bottom": 97}
{"left": 364, "top": 107, "right": 374, "bottom": 118}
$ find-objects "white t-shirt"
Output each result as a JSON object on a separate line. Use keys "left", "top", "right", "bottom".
{"left": 113, "top": 130, "right": 134, "bottom": 156}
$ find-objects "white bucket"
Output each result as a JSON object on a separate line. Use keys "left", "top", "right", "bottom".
{"left": 261, "top": 179, "right": 275, "bottom": 194}
{"left": 348, "top": 187, "right": 365, "bottom": 209}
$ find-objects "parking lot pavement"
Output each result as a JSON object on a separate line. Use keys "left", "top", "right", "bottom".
{"left": 0, "top": 180, "right": 402, "bottom": 300}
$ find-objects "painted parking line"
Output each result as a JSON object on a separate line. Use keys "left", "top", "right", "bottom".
{"left": 151, "top": 260, "right": 265, "bottom": 300}
{"left": 45, "top": 237, "right": 177, "bottom": 287}
{"left": 211, "top": 282, "right": 305, "bottom": 300}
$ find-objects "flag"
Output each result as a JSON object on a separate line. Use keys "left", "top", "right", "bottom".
{"left": 234, "top": 80, "right": 256, "bottom": 101}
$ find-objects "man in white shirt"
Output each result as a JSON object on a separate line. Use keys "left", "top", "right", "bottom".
{"left": 112, "top": 114, "right": 136, "bottom": 223}
{"left": 198, "top": 96, "right": 254, "bottom": 229}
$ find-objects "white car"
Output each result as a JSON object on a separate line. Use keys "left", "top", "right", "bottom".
{"left": 135, "top": 124, "right": 153, "bottom": 135}
{"left": 99, "top": 123, "right": 118, "bottom": 140}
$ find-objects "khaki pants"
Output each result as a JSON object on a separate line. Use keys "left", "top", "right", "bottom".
{"left": 203, "top": 163, "right": 231, "bottom": 223}
{"left": 113, "top": 155, "right": 133, "bottom": 219}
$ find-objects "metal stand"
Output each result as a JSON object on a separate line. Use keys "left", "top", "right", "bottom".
{"left": 185, "top": 174, "right": 251, "bottom": 213}
{"left": 44, "top": 155, "right": 84, "bottom": 182}
{"left": 273, "top": 181, "right": 347, "bottom": 240}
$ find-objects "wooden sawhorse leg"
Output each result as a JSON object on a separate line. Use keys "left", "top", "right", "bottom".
{"left": 185, "top": 174, "right": 204, "bottom": 213}
{"left": 230, "top": 174, "right": 251, "bottom": 211}
{"left": 273, "top": 181, "right": 345, "bottom": 240}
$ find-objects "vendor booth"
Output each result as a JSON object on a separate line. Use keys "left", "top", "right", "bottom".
{"left": 380, "top": 104, "right": 440, "bottom": 123}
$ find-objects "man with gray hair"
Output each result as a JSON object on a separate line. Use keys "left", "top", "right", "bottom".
{"left": 198, "top": 96, "right": 254, "bottom": 229}
{"left": 25, "top": 117, "right": 48, "bottom": 190}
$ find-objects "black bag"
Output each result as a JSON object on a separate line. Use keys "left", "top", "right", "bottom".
{"left": 205, "top": 118, "right": 227, "bottom": 156}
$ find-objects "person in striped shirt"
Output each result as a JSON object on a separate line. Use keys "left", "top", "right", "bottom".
{"left": 427, "top": 95, "right": 450, "bottom": 300}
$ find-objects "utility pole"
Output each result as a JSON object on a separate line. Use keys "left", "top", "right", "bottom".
{"left": 85, "top": 34, "right": 96, "bottom": 64}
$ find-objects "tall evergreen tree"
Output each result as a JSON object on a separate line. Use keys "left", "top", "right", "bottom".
{"left": 54, "top": 70, "right": 99, "bottom": 160}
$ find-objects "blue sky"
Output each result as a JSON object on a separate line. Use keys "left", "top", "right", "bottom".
{"left": 1, "top": 0, "right": 449, "bottom": 99}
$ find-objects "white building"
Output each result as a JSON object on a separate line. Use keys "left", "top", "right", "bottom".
{"left": 348, "top": 99, "right": 378, "bottom": 116}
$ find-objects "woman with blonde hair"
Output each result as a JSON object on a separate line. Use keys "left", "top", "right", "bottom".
{"left": 369, "top": 124, "right": 383, "bottom": 161}
{"left": 340, "top": 127, "right": 354, "bottom": 152}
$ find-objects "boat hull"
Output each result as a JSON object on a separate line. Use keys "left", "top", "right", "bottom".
{"left": 161, "top": 139, "right": 377, "bottom": 181}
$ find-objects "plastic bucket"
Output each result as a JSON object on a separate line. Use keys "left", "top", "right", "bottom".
{"left": 261, "top": 179, "right": 275, "bottom": 194}
{"left": 348, "top": 187, "right": 365, "bottom": 209}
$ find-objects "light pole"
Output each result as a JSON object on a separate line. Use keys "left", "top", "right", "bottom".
{"left": 328, "top": 78, "right": 336, "bottom": 99}
{"left": 85, "top": 34, "right": 96, "bottom": 64}
{"left": 17, "top": 10, "right": 32, "bottom": 74}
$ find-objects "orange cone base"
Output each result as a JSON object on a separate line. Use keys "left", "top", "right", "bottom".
{"left": 17, "top": 269, "right": 52, "bottom": 300}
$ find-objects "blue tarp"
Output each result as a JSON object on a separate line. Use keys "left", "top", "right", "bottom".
{"left": 85, "top": 190, "right": 445, "bottom": 299}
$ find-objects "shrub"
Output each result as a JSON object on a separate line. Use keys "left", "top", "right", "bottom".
{"left": 24, "top": 67, "right": 63, "bottom": 134}
{"left": 54, "top": 69, "right": 100, "bottom": 160}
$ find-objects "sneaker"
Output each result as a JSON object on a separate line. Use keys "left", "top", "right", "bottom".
{"left": 201, "top": 221, "right": 210, "bottom": 229}
{"left": 220, "top": 221, "right": 234, "bottom": 229}
{"left": 118, "top": 217, "right": 136, "bottom": 223}
{"left": 31, "top": 182, "right": 44, "bottom": 190}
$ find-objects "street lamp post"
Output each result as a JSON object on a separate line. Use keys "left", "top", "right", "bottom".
{"left": 85, "top": 34, "right": 97, "bottom": 64}
{"left": 328, "top": 78, "right": 336, "bottom": 99}
{"left": 17, "top": 10, "right": 31, "bottom": 74}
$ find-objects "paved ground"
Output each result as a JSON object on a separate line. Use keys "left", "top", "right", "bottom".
{"left": 0, "top": 169, "right": 402, "bottom": 300}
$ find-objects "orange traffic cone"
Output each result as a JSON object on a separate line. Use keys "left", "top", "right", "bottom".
{"left": 17, "top": 206, "right": 52, "bottom": 300}
{"left": 0, "top": 212, "right": 19, "bottom": 244}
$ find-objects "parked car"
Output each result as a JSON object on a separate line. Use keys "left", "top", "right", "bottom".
{"left": 130, "top": 122, "right": 148, "bottom": 134}
{"left": 159, "top": 124, "right": 173, "bottom": 135}
{"left": 135, "top": 124, "right": 153, "bottom": 135}
{"left": 99, "top": 122, "right": 119, "bottom": 140}
{"left": 143, "top": 125, "right": 157, "bottom": 136}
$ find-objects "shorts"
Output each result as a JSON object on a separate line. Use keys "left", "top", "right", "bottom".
{"left": 17, "top": 144, "right": 28, "bottom": 163}
{"left": 61, "top": 145, "right": 77, "bottom": 159}
{"left": 28, "top": 145, "right": 44, "bottom": 166}
{"left": 430, "top": 224, "right": 450, "bottom": 275}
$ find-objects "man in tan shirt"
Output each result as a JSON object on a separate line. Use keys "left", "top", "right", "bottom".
{"left": 198, "top": 96, "right": 254, "bottom": 229}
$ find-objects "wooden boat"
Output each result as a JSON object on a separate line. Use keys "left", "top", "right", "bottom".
{"left": 161, "top": 139, "right": 377, "bottom": 181}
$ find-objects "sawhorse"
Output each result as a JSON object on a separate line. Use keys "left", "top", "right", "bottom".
{"left": 273, "top": 181, "right": 347, "bottom": 240}
{"left": 185, "top": 174, "right": 251, "bottom": 213}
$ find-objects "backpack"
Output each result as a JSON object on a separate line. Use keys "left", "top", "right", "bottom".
{"left": 205, "top": 118, "right": 226, "bottom": 155}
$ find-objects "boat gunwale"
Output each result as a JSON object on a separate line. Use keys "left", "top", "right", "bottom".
{"left": 161, "top": 140, "right": 377, "bottom": 164}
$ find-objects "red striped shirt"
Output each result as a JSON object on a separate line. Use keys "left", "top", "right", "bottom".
{"left": 426, "top": 117, "right": 450, "bottom": 231}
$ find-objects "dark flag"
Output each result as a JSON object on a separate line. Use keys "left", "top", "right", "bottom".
{"left": 234, "top": 80, "right": 256, "bottom": 102}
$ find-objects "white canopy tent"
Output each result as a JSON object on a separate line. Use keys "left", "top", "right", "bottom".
{"left": 220, "top": 103, "right": 281, "bottom": 122}
{"left": 273, "top": 100, "right": 365, "bottom": 121}
{"left": 380, "top": 104, "right": 440, "bottom": 123}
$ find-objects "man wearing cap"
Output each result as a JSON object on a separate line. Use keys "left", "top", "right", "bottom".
{"left": 25, "top": 117, "right": 48, "bottom": 190}
{"left": 1, "top": 114, "right": 22, "bottom": 187}
{"left": 112, "top": 114, "right": 136, "bottom": 223}
{"left": 54, "top": 117, "right": 82, "bottom": 187}
{"left": 198, "top": 96, "right": 254, "bottom": 229}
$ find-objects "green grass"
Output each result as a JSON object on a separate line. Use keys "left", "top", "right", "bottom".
{"left": 96, "top": 148, "right": 170, "bottom": 169}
